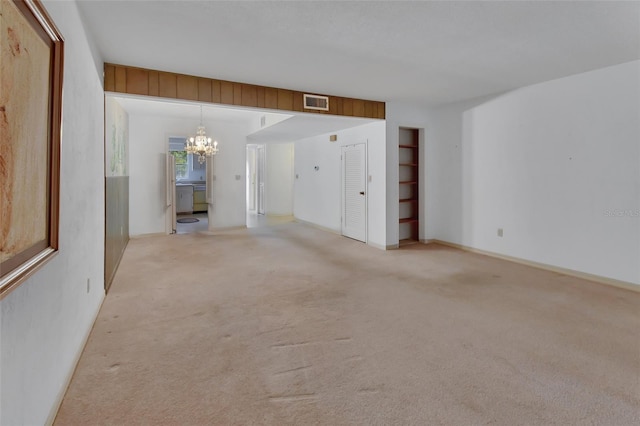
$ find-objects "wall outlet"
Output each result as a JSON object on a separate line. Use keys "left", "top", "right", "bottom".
{"left": 86, "top": 278, "right": 90, "bottom": 293}
{"left": 497, "top": 228, "right": 503, "bottom": 237}
{"left": 235, "top": 175, "right": 241, "bottom": 180}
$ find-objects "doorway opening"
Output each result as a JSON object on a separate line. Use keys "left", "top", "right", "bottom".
{"left": 246, "top": 143, "right": 295, "bottom": 228}
{"left": 169, "top": 136, "right": 209, "bottom": 234}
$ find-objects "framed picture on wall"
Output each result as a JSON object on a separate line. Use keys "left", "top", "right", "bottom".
{"left": 0, "top": 0, "right": 64, "bottom": 297}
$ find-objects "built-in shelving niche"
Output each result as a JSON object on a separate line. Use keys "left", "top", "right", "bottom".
{"left": 399, "top": 128, "right": 419, "bottom": 244}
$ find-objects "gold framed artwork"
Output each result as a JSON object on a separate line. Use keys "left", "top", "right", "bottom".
{"left": 0, "top": 0, "right": 64, "bottom": 297}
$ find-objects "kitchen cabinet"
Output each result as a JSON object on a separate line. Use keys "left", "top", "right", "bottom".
{"left": 176, "top": 185, "right": 193, "bottom": 214}
{"left": 193, "top": 185, "right": 207, "bottom": 212}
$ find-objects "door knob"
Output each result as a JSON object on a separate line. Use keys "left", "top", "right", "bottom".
{"left": 359, "top": 191, "right": 365, "bottom": 195}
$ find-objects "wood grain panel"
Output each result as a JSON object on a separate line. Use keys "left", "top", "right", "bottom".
{"left": 265, "top": 87, "right": 278, "bottom": 109}
{"left": 177, "top": 75, "right": 198, "bottom": 100}
{"left": 364, "top": 101, "right": 374, "bottom": 118}
{"left": 104, "top": 64, "right": 115, "bottom": 91}
{"left": 220, "top": 81, "right": 234, "bottom": 104}
{"left": 277, "top": 89, "right": 293, "bottom": 111}
{"left": 292, "top": 92, "right": 303, "bottom": 112}
{"left": 353, "top": 99, "right": 365, "bottom": 117}
{"left": 114, "top": 66, "right": 126, "bottom": 92}
{"left": 212, "top": 80, "right": 221, "bottom": 103}
{"left": 126, "top": 68, "right": 148, "bottom": 95}
{"left": 335, "top": 97, "right": 344, "bottom": 115}
{"left": 158, "top": 72, "right": 177, "bottom": 98}
{"left": 242, "top": 84, "right": 258, "bottom": 107}
{"left": 233, "top": 83, "right": 242, "bottom": 105}
{"left": 103, "top": 64, "right": 385, "bottom": 118}
{"left": 198, "top": 78, "right": 212, "bottom": 102}
{"left": 328, "top": 96, "right": 338, "bottom": 115}
{"left": 343, "top": 98, "right": 353, "bottom": 116}
{"left": 256, "top": 87, "right": 265, "bottom": 108}
{"left": 148, "top": 71, "right": 159, "bottom": 96}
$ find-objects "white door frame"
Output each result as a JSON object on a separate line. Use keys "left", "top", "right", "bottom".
{"left": 341, "top": 142, "right": 368, "bottom": 243}
{"left": 246, "top": 145, "right": 257, "bottom": 212}
{"left": 165, "top": 152, "right": 176, "bottom": 234}
{"left": 256, "top": 145, "right": 266, "bottom": 215}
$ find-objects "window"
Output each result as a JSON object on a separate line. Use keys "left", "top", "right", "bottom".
{"left": 172, "top": 151, "right": 188, "bottom": 180}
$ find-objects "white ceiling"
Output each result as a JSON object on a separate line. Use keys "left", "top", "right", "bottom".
{"left": 97, "top": 1, "right": 639, "bottom": 142}
{"left": 79, "top": 0, "right": 639, "bottom": 106}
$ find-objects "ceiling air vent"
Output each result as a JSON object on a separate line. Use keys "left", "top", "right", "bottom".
{"left": 304, "top": 94, "right": 329, "bottom": 111}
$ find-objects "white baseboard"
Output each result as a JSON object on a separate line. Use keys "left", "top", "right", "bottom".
{"left": 366, "top": 241, "right": 396, "bottom": 250}
{"left": 293, "top": 218, "right": 341, "bottom": 235}
{"left": 425, "top": 239, "right": 639, "bottom": 293}
{"left": 46, "top": 293, "right": 106, "bottom": 425}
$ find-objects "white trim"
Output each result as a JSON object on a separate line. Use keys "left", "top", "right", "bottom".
{"left": 423, "top": 239, "right": 640, "bottom": 293}
{"left": 367, "top": 241, "right": 399, "bottom": 251}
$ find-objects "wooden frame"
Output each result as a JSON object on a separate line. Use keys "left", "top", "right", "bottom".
{"left": 0, "top": 0, "right": 64, "bottom": 298}
{"left": 104, "top": 63, "right": 385, "bottom": 119}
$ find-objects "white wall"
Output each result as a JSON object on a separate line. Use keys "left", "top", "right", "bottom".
{"left": 265, "top": 143, "right": 294, "bottom": 215}
{"left": 0, "top": 1, "right": 105, "bottom": 424}
{"left": 426, "top": 61, "right": 640, "bottom": 285}
{"left": 293, "top": 121, "right": 387, "bottom": 248}
{"left": 422, "top": 95, "right": 497, "bottom": 244}
{"left": 129, "top": 116, "right": 250, "bottom": 235}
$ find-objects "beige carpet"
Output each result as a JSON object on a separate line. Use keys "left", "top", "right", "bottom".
{"left": 55, "top": 222, "right": 640, "bottom": 425}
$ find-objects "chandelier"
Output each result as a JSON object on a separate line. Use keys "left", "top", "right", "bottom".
{"left": 185, "top": 105, "right": 219, "bottom": 164}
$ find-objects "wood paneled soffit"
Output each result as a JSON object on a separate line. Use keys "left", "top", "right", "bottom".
{"left": 104, "top": 63, "right": 385, "bottom": 119}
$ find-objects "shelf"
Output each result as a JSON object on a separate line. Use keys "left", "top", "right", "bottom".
{"left": 399, "top": 218, "right": 419, "bottom": 224}
{"left": 399, "top": 129, "right": 419, "bottom": 242}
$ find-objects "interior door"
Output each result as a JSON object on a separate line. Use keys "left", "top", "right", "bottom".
{"left": 341, "top": 143, "right": 367, "bottom": 242}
